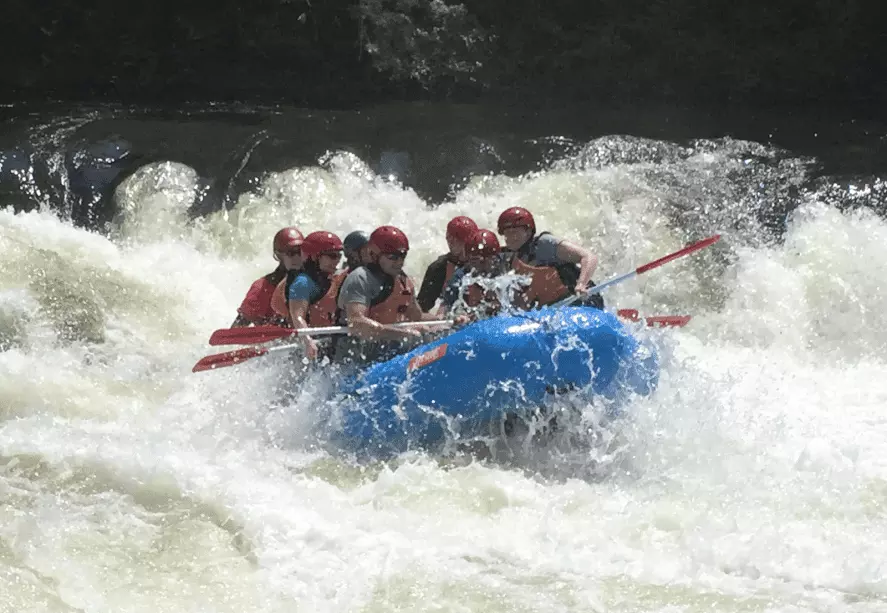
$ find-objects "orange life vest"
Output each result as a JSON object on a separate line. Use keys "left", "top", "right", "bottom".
{"left": 368, "top": 273, "right": 416, "bottom": 324}
{"left": 463, "top": 282, "right": 501, "bottom": 315}
{"left": 512, "top": 258, "right": 570, "bottom": 307}
{"left": 270, "top": 278, "right": 289, "bottom": 321}
{"left": 306, "top": 271, "right": 347, "bottom": 327}
{"left": 272, "top": 269, "right": 347, "bottom": 327}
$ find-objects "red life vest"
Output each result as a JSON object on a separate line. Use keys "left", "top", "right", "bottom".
{"left": 237, "top": 269, "right": 285, "bottom": 324}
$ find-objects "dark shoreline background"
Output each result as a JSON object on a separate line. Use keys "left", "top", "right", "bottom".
{"left": 4, "top": 0, "right": 884, "bottom": 114}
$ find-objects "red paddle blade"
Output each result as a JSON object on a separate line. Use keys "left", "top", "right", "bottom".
{"left": 644, "top": 315, "right": 691, "bottom": 327}
{"left": 208, "top": 325, "right": 295, "bottom": 346}
{"left": 617, "top": 309, "right": 691, "bottom": 327}
{"left": 192, "top": 346, "right": 268, "bottom": 373}
{"left": 636, "top": 234, "right": 721, "bottom": 274}
{"left": 617, "top": 308, "right": 640, "bottom": 321}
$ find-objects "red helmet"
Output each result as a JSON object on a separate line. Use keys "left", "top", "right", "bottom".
{"left": 466, "top": 229, "right": 500, "bottom": 258}
{"left": 369, "top": 225, "right": 410, "bottom": 255}
{"left": 301, "top": 231, "right": 344, "bottom": 260}
{"left": 446, "top": 216, "right": 478, "bottom": 243}
{"left": 497, "top": 207, "right": 535, "bottom": 234}
{"left": 273, "top": 227, "right": 304, "bottom": 254}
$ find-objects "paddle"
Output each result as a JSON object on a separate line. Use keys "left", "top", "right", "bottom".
{"left": 209, "top": 320, "right": 453, "bottom": 346}
{"left": 555, "top": 234, "right": 721, "bottom": 308}
{"left": 195, "top": 320, "right": 455, "bottom": 372}
{"left": 192, "top": 344, "right": 304, "bottom": 373}
{"left": 616, "top": 309, "right": 691, "bottom": 328}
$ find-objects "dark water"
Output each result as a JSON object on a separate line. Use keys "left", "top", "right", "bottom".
{"left": 2, "top": 102, "right": 886, "bottom": 234}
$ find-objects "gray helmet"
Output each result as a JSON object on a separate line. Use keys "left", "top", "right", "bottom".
{"left": 343, "top": 230, "right": 370, "bottom": 253}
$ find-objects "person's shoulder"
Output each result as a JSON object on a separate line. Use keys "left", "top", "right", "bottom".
{"left": 536, "top": 231, "right": 562, "bottom": 245}
{"left": 248, "top": 276, "right": 273, "bottom": 291}
{"left": 342, "top": 266, "right": 379, "bottom": 290}
{"left": 292, "top": 273, "right": 315, "bottom": 288}
{"left": 426, "top": 253, "right": 451, "bottom": 271}
{"left": 344, "top": 266, "right": 370, "bottom": 282}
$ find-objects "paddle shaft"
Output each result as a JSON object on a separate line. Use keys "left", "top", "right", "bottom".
{"left": 209, "top": 319, "right": 452, "bottom": 345}
{"left": 554, "top": 234, "right": 720, "bottom": 307}
{"left": 297, "top": 320, "right": 451, "bottom": 337}
{"left": 195, "top": 320, "right": 453, "bottom": 372}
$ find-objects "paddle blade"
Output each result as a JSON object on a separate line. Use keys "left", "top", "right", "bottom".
{"left": 644, "top": 315, "right": 691, "bottom": 327}
{"left": 617, "top": 309, "right": 691, "bottom": 327}
{"left": 636, "top": 234, "right": 721, "bottom": 274}
{"left": 192, "top": 347, "right": 268, "bottom": 372}
{"left": 208, "top": 325, "right": 295, "bottom": 346}
{"left": 617, "top": 308, "right": 640, "bottom": 321}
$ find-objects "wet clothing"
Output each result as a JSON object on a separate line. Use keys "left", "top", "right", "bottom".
{"left": 235, "top": 267, "right": 287, "bottom": 326}
{"left": 417, "top": 254, "right": 460, "bottom": 312}
{"left": 506, "top": 232, "right": 604, "bottom": 310}
{"left": 270, "top": 268, "right": 306, "bottom": 325}
{"left": 515, "top": 232, "right": 561, "bottom": 266}
{"left": 441, "top": 255, "right": 510, "bottom": 312}
{"left": 287, "top": 262, "right": 344, "bottom": 328}
{"left": 441, "top": 268, "right": 471, "bottom": 309}
{"left": 288, "top": 274, "right": 323, "bottom": 303}
{"left": 336, "top": 265, "right": 414, "bottom": 324}
{"left": 334, "top": 264, "right": 422, "bottom": 365}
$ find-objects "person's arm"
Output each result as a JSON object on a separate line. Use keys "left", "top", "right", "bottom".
{"left": 339, "top": 269, "right": 422, "bottom": 341}
{"left": 345, "top": 303, "right": 422, "bottom": 341}
{"left": 287, "top": 276, "right": 320, "bottom": 358}
{"left": 555, "top": 241, "right": 598, "bottom": 294}
{"left": 284, "top": 300, "right": 317, "bottom": 358}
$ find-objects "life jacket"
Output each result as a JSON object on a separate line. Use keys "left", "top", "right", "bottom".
{"left": 505, "top": 232, "right": 574, "bottom": 306}
{"left": 367, "top": 268, "right": 416, "bottom": 325}
{"left": 270, "top": 268, "right": 303, "bottom": 323}
{"left": 306, "top": 270, "right": 347, "bottom": 327}
{"left": 512, "top": 258, "right": 571, "bottom": 307}
{"left": 335, "top": 265, "right": 416, "bottom": 326}
{"left": 428, "top": 254, "right": 460, "bottom": 287}
{"left": 508, "top": 232, "right": 602, "bottom": 309}
{"left": 271, "top": 264, "right": 346, "bottom": 328}
{"left": 237, "top": 267, "right": 287, "bottom": 324}
{"left": 456, "top": 260, "right": 506, "bottom": 311}
{"left": 464, "top": 282, "right": 501, "bottom": 316}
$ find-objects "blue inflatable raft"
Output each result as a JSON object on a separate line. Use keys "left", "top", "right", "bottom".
{"left": 329, "top": 307, "right": 660, "bottom": 457}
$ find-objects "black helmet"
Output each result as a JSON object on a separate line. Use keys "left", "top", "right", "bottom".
{"left": 343, "top": 230, "right": 370, "bottom": 253}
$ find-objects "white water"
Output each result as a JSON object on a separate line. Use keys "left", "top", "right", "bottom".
{"left": 1, "top": 139, "right": 886, "bottom": 612}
